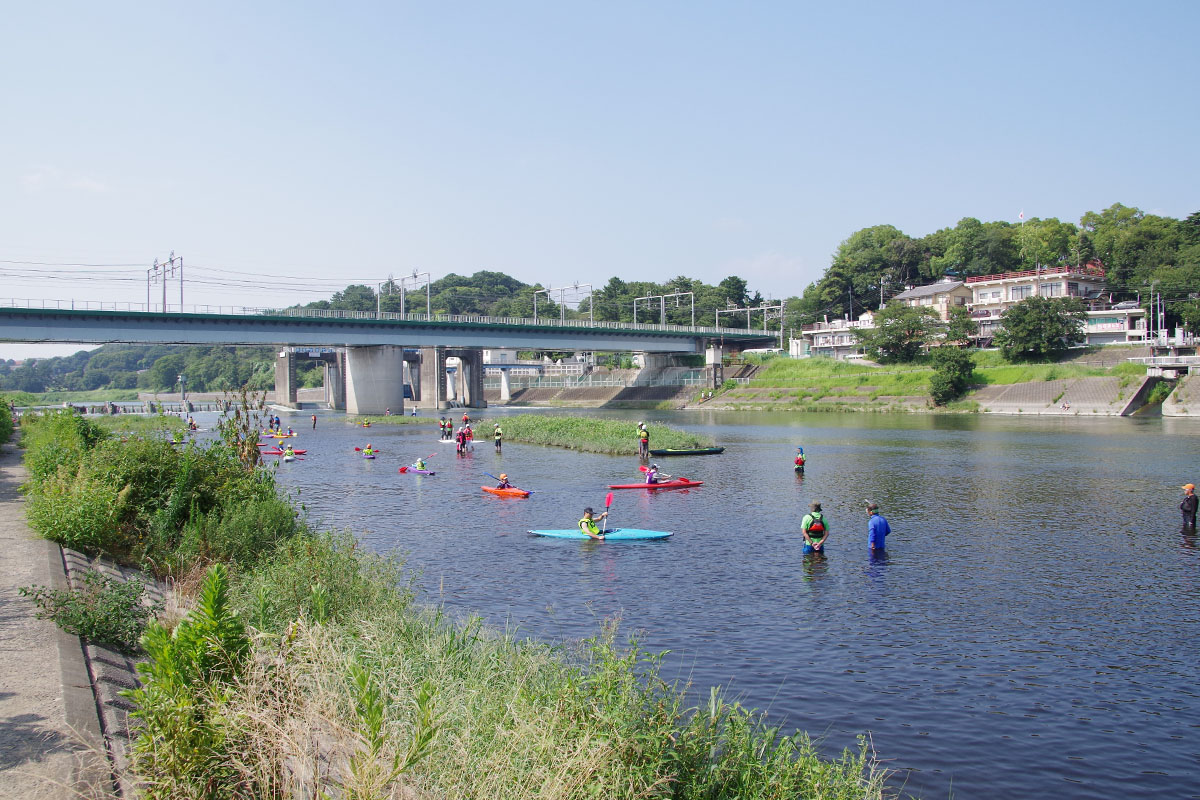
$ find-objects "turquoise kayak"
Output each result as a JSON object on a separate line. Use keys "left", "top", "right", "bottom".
{"left": 528, "top": 528, "right": 672, "bottom": 540}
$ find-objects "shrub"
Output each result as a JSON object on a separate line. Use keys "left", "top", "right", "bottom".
{"left": 25, "top": 468, "right": 129, "bottom": 554}
{"left": 21, "top": 569, "right": 161, "bottom": 654}
{"left": 0, "top": 402, "right": 13, "bottom": 445}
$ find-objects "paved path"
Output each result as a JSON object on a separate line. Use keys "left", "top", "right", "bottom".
{"left": 0, "top": 439, "right": 109, "bottom": 799}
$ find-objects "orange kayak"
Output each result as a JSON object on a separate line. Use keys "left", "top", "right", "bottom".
{"left": 482, "top": 486, "right": 531, "bottom": 498}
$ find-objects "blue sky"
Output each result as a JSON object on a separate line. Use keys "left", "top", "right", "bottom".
{"left": 2, "top": 1, "right": 1197, "bottom": 358}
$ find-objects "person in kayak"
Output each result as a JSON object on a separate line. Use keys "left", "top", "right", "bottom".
{"left": 867, "top": 503, "right": 891, "bottom": 550}
{"left": 637, "top": 422, "right": 650, "bottom": 458}
{"left": 363, "top": 443, "right": 375, "bottom": 456}
{"left": 644, "top": 464, "right": 672, "bottom": 484}
{"left": 283, "top": 444, "right": 295, "bottom": 458}
{"left": 414, "top": 457, "right": 427, "bottom": 471}
{"left": 496, "top": 473, "right": 512, "bottom": 489}
{"left": 493, "top": 423, "right": 503, "bottom": 452}
{"left": 1181, "top": 483, "right": 1197, "bottom": 528}
{"left": 801, "top": 501, "right": 828, "bottom": 553}
{"left": 794, "top": 446, "right": 806, "bottom": 471}
{"left": 578, "top": 507, "right": 608, "bottom": 539}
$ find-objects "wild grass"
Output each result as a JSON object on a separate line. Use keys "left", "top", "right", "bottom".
{"left": 480, "top": 414, "right": 713, "bottom": 455}
{"left": 94, "top": 414, "right": 186, "bottom": 436}
{"left": 2, "top": 388, "right": 141, "bottom": 404}
{"left": 349, "top": 414, "right": 439, "bottom": 427}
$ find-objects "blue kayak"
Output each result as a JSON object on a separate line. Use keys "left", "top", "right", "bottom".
{"left": 528, "top": 528, "right": 672, "bottom": 540}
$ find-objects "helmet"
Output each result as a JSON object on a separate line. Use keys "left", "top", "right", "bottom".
{"left": 638, "top": 421, "right": 645, "bottom": 426}
{"left": 650, "top": 463, "right": 658, "bottom": 470}
{"left": 500, "top": 473, "right": 508, "bottom": 480}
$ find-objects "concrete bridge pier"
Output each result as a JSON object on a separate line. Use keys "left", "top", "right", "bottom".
{"left": 325, "top": 352, "right": 346, "bottom": 410}
{"left": 274, "top": 349, "right": 298, "bottom": 407}
{"left": 418, "top": 346, "right": 448, "bottom": 410}
{"left": 499, "top": 369, "right": 512, "bottom": 403}
{"left": 706, "top": 345, "right": 724, "bottom": 389}
{"left": 344, "top": 345, "right": 407, "bottom": 415}
{"left": 450, "top": 348, "right": 487, "bottom": 409}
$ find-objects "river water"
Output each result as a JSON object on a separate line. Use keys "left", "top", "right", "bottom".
{"left": 237, "top": 407, "right": 1200, "bottom": 799}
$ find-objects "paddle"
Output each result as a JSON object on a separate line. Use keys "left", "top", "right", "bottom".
{"left": 354, "top": 447, "right": 382, "bottom": 453}
{"left": 603, "top": 491, "right": 614, "bottom": 535}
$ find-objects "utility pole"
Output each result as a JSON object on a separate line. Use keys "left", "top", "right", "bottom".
{"left": 398, "top": 270, "right": 432, "bottom": 317}
{"left": 633, "top": 291, "right": 694, "bottom": 326}
{"left": 147, "top": 252, "right": 183, "bottom": 312}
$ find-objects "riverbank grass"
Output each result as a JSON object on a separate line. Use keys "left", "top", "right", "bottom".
{"left": 484, "top": 414, "right": 714, "bottom": 454}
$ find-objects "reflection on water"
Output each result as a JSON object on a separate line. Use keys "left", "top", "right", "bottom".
{"left": 219, "top": 406, "right": 1200, "bottom": 799}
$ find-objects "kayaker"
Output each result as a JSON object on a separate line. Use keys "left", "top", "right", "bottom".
{"left": 493, "top": 423, "right": 503, "bottom": 452}
{"left": 1181, "top": 483, "right": 1197, "bottom": 528}
{"left": 496, "top": 473, "right": 512, "bottom": 489}
{"left": 801, "top": 501, "right": 828, "bottom": 553}
{"left": 286, "top": 426, "right": 294, "bottom": 437}
{"left": 283, "top": 444, "right": 295, "bottom": 458}
{"left": 644, "top": 464, "right": 671, "bottom": 484}
{"left": 363, "top": 443, "right": 375, "bottom": 456}
{"left": 414, "top": 457, "right": 427, "bottom": 470}
{"left": 794, "top": 446, "right": 806, "bottom": 471}
{"left": 867, "top": 503, "right": 891, "bottom": 551}
{"left": 637, "top": 422, "right": 650, "bottom": 458}
{"left": 578, "top": 507, "right": 608, "bottom": 540}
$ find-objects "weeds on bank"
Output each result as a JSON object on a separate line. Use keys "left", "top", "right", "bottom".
{"left": 21, "top": 569, "right": 162, "bottom": 654}
{"left": 487, "top": 414, "right": 714, "bottom": 455}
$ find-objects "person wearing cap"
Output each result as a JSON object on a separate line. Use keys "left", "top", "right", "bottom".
{"left": 637, "top": 422, "right": 650, "bottom": 458}
{"left": 644, "top": 463, "right": 671, "bottom": 484}
{"left": 1181, "top": 484, "right": 1197, "bottom": 528}
{"left": 496, "top": 473, "right": 512, "bottom": 489}
{"left": 866, "top": 502, "right": 890, "bottom": 550}
{"left": 493, "top": 422, "right": 503, "bottom": 452}
{"left": 578, "top": 507, "right": 608, "bottom": 540}
{"left": 801, "top": 501, "right": 828, "bottom": 553}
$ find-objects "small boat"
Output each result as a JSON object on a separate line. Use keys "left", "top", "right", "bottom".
{"left": 282, "top": 455, "right": 296, "bottom": 463}
{"left": 529, "top": 528, "right": 672, "bottom": 540}
{"left": 607, "top": 478, "right": 703, "bottom": 490}
{"left": 648, "top": 447, "right": 724, "bottom": 456}
{"left": 362, "top": 453, "right": 376, "bottom": 459}
{"left": 398, "top": 465, "right": 436, "bottom": 475}
{"left": 482, "top": 486, "right": 530, "bottom": 498}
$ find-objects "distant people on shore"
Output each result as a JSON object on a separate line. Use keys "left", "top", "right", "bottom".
{"left": 867, "top": 503, "right": 890, "bottom": 551}
{"left": 1181, "top": 483, "right": 1197, "bottom": 528}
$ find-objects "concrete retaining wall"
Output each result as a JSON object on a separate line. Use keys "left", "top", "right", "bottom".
{"left": 971, "top": 375, "right": 1154, "bottom": 416}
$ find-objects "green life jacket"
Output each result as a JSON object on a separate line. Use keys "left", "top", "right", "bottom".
{"left": 579, "top": 517, "right": 601, "bottom": 536}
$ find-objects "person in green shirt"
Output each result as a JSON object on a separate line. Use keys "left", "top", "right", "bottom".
{"left": 801, "top": 501, "right": 829, "bottom": 553}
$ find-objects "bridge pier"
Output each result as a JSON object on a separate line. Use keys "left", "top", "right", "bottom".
{"left": 499, "top": 369, "right": 512, "bottom": 403}
{"left": 706, "top": 345, "right": 724, "bottom": 389}
{"left": 325, "top": 352, "right": 346, "bottom": 410}
{"left": 449, "top": 348, "right": 487, "bottom": 409}
{"left": 418, "top": 346, "right": 448, "bottom": 409}
{"left": 344, "top": 346, "right": 407, "bottom": 415}
{"left": 274, "top": 349, "right": 298, "bottom": 407}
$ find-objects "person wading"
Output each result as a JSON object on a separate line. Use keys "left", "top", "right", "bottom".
{"left": 801, "top": 501, "right": 828, "bottom": 553}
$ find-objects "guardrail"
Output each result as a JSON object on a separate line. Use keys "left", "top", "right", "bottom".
{"left": 0, "top": 297, "right": 779, "bottom": 339}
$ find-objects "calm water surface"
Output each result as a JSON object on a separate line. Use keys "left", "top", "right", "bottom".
{"left": 246, "top": 408, "right": 1200, "bottom": 799}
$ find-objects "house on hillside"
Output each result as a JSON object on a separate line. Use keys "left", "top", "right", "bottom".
{"left": 791, "top": 311, "right": 875, "bottom": 360}
{"left": 891, "top": 278, "right": 972, "bottom": 320}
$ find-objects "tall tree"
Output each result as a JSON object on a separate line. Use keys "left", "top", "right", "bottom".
{"left": 993, "top": 296, "right": 1087, "bottom": 361}
{"left": 853, "top": 304, "right": 944, "bottom": 363}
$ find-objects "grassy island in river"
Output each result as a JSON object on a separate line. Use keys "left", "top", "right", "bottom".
{"left": 483, "top": 414, "right": 714, "bottom": 455}
{"left": 14, "top": 407, "right": 882, "bottom": 798}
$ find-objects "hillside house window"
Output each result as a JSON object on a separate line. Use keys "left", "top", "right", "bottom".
{"left": 1041, "top": 282, "right": 1062, "bottom": 297}
{"left": 1010, "top": 285, "right": 1032, "bottom": 301}
{"left": 1067, "top": 282, "right": 1079, "bottom": 296}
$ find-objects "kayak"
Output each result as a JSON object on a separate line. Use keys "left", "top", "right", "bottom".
{"left": 282, "top": 455, "right": 296, "bottom": 463}
{"left": 529, "top": 528, "right": 672, "bottom": 540}
{"left": 398, "top": 466, "right": 436, "bottom": 475}
{"left": 648, "top": 447, "right": 725, "bottom": 456}
{"left": 482, "top": 486, "right": 531, "bottom": 498}
{"left": 362, "top": 453, "right": 376, "bottom": 459}
{"left": 608, "top": 478, "right": 703, "bottom": 490}
{"left": 264, "top": 448, "right": 307, "bottom": 455}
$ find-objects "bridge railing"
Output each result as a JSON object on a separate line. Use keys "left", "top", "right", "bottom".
{"left": 1, "top": 297, "right": 782, "bottom": 339}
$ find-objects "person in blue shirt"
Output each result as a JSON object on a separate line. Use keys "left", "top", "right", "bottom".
{"left": 867, "top": 503, "right": 890, "bottom": 550}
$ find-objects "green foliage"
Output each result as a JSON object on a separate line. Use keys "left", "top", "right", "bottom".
{"left": 490, "top": 414, "right": 714, "bottom": 455}
{"left": 994, "top": 296, "right": 1088, "bottom": 361}
{"left": 945, "top": 304, "right": 977, "bottom": 346}
{"left": 127, "top": 564, "right": 250, "bottom": 798}
{"left": 929, "top": 347, "right": 975, "bottom": 405}
{"left": 0, "top": 401, "right": 12, "bottom": 445}
{"left": 1147, "top": 380, "right": 1174, "bottom": 405}
{"left": 20, "top": 569, "right": 162, "bottom": 654}
{"left": 25, "top": 468, "right": 128, "bottom": 554}
{"left": 853, "top": 303, "right": 944, "bottom": 363}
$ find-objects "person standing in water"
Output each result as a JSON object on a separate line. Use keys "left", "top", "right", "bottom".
{"left": 801, "top": 501, "right": 828, "bottom": 553}
{"left": 867, "top": 503, "right": 891, "bottom": 551}
{"left": 311, "top": 414, "right": 317, "bottom": 430}
{"left": 493, "top": 423, "right": 503, "bottom": 452}
{"left": 1181, "top": 483, "right": 1197, "bottom": 528}
{"left": 637, "top": 422, "right": 650, "bottom": 459}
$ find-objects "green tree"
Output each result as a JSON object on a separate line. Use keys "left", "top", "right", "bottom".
{"left": 929, "top": 347, "right": 975, "bottom": 405}
{"left": 994, "top": 296, "right": 1087, "bottom": 361}
{"left": 1178, "top": 299, "right": 1200, "bottom": 335}
{"left": 853, "top": 304, "right": 944, "bottom": 363}
{"left": 945, "top": 305, "right": 977, "bottom": 346}
{"left": 148, "top": 354, "right": 186, "bottom": 391}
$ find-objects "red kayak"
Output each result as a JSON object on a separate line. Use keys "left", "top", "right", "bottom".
{"left": 608, "top": 478, "right": 703, "bottom": 490}
{"left": 482, "top": 486, "right": 531, "bottom": 498}
{"left": 263, "top": 448, "right": 307, "bottom": 455}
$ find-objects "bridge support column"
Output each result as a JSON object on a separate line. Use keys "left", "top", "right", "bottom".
{"left": 499, "top": 369, "right": 511, "bottom": 403}
{"left": 706, "top": 345, "right": 724, "bottom": 389}
{"left": 418, "top": 347, "right": 449, "bottom": 410}
{"left": 274, "top": 349, "right": 298, "bottom": 407}
{"left": 325, "top": 353, "right": 346, "bottom": 410}
{"left": 454, "top": 348, "right": 487, "bottom": 409}
{"left": 344, "top": 346, "right": 407, "bottom": 416}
